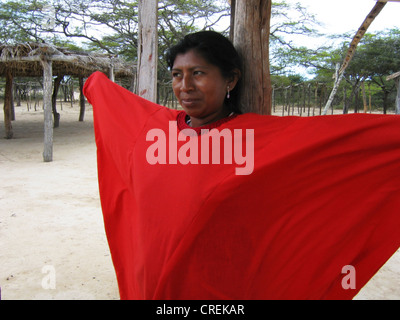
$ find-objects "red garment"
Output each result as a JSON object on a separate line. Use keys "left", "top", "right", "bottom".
{"left": 84, "top": 71, "right": 400, "bottom": 300}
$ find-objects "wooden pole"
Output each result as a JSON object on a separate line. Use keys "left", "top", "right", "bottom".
{"left": 79, "top": 76, "right": 85, "bottom": 121}
{"left": 229, "top": 0, "right": 236, "bottom": 41}
{"left": 109, "top": 56, "right": 115, "bottom": 82}
{"left": 52, "top": 75, "right": 62, "bottom": 128}
{"left": 41, "top": 57, "right": 53, "bottom": 162}
{"left": 395, "top": 78, "right": 400, "bottom": 114}
{"left": 387, "top": 72, "right": 400, "bottom": 114}
{"left": 137, "top": 0, "right": 158, "bottom": 102}
{"left": 3, "top": 69, "right": 13, "bottom": 139}
{"left": 232, "top": 0, "right": 272, "bottom": 115}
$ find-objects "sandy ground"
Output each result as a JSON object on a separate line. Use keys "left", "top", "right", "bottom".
{"left": 0, "top": 102, "right": 399, "bottom": 300}
{"left": 0, "top": 103, "right": 119, "bottom": 300}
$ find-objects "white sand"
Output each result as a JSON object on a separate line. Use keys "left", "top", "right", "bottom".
{"left": 0, "top": 104, "right": 119, "bottom": 299}
{"left": 0, "top": 103, "right": 398, "bottom": 300}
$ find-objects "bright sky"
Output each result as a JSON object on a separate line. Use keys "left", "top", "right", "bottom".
{"left": 278, "top": 0, "right": 400, "bottom": 76}
{"left": 286, "top": 0, "right": 400, "bottom": 40}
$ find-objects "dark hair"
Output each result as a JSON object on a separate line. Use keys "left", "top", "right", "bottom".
{"left": 166, "top": 31, "right": 243, "bottom": 114}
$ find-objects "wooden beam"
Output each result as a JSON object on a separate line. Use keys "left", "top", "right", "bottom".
{"left": 387, "top": 71, "right": 400, "bottom": 81}
{"left": 137, "top": 0, "right": 158, "bottom": 102}
{"left": 232, "top": 0, "right": 272, "bottom": 115}
{"left": 339, "top": 1, "right": 388, "bottom": 75}
{"left": 41, "top": 57, "right": 53, "bottom": 162}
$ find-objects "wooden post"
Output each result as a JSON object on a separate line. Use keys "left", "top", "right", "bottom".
{"left": 229, "top": 0, "right": 236, "bottom": 41}
{"left": 41, "top": 57, "right": 53, "bottom": 162}
{"left": 395, "top": 78, "right": 400, "bottom": 114}
{"left": 10, "top": 82, "right": 15, "bottom": 121}
{"left": 368, "top": 82, "right": 372, "bottom": 113}
{"left": 232, "top": 0, "right": 272, "bottom": 115}
{"left": 109, "top": 56, "right": 115, "bottom": 82}
{"left": 387, "top": 72, "right": 400, "bottom": 114}
{"left": 137, "top": 0, "right": 158, "bottom": 102}
{"left": 52, "top": 75, "right": 62, "bottom": 128}
{"left": 79, "top": 76, "right": 85, "bottom": 121}
{"left": 3, "top": 69, "right": 13, "bottom": 139}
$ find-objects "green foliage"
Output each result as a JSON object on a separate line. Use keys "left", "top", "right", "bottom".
{"left": 0, "top": 0, "right": 51, "bottom": 43}
{"left": 0, "top": 0, "right": 229, "bottom": 83}
{"left": 269, "top": 1, "right": 325, "bottom": 75}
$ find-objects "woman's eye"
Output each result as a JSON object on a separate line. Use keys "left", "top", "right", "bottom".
{"left": 194, "top": 71, "right": 204, "bottom": 76}
{"left": 172, "top": 72, "right": 182, "bottom": 78}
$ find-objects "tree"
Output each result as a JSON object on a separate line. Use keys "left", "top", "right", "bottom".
{"left": 350, "top": 30, "right": 400, "bottom": 113}
{"left": 0, "top": 0, "right": 230, "bottom": 87}
{"left": 313, "top": 28, "right": 400, "bottom": 114}
{"left": 269, "top": 0, "right": 324, "bottom": 75}
{"left": 0, "top": 0, "right": 50, "bottom": 44}
{"left": 322, "top": 0, "right": 388, "bottom": 115}
{"left": 0, "top": 0, "right": 140, "bottom": 53}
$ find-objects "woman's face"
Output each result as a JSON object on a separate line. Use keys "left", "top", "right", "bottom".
{"left": 171, "top": 49, "right": 238, "bottom": 127}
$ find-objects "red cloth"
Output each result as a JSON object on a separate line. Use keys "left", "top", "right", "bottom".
{"left": 84, "top": 71, "right": 400, "bottom": 300}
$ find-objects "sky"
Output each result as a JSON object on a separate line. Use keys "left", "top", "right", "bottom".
{"left": 285, "top": 0, "right": 400, "bottom": 47}
{"left": 289, "top": 0, "right": 399, "bottom": 33}
{"left": 215, "top": 1, "right": 400, "bottom": 48}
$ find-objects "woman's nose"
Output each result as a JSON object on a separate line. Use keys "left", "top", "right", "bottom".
{"left": 181, "top": 74, "right": 195, "bottom": 92}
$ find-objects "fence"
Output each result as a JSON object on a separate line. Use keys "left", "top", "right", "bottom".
{"left": 0, "top": 78, "right": 76, "bottom": 112}
{"left": 272, "top": 81, "right": 398, "bottom": 116}
{"left": 2, "top": 78, "right": 397, "bottom": 116}
{"left": 272, "top": 83, "right": 330, "bottom": 117}
{"left": 158, "top": 81, "right": 398, "bottom": 116}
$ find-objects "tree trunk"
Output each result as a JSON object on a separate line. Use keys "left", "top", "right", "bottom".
{"left": 354, "top": 87, "right": 359, "bottom": 113}
{"left": 383, "top": 89, "right": 390, "bottom": 114}
{"left": 3, "top": 69, "right": 13, "bottom": 139}
{"left": 79, "top": 76, "right": 85, "bottom": 121}
{"left": 344, "top": 78, "right": 362, "bottom": 114}
{"left": 15, "top": 84, "right": 21, "bottom": 107}
{"left": 137, "top": 0, "right": 158, "bottom": 102}
{"left": 361, "top": 81, "right": 367, "bottom": 113}
{"left": 232, "top": 0, "right": 272, "bottom": 115}
{"left": 41, "top": 57, "right": 53, "bottom": 162}
{"left": 52, "top": 75, "right": 63, "bottom": 128}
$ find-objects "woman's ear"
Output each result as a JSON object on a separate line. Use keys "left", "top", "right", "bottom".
{"left": 227, "top": 68, "right": 241, "bottom": 91}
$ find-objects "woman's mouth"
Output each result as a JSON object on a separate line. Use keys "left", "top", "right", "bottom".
{"left": 180, "top": 98, "right": 200, "bottom": 108}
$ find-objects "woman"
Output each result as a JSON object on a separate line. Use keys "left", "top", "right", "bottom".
{"left": 83, "top": 31, "right": 400, "bottom": 300}
{"left": 166, "top": 31, "right": 242, "bottom": 129}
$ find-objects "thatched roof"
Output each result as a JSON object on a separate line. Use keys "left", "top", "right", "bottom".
{"left": 0, "top": 43, "right": 134, "bottom": 78}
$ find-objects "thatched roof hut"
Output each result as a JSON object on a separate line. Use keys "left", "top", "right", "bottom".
{"left": 0, "top": 42, "right": 134, "bottom": 78}
{"left": 1, "top": 42, "right": 135, "bottom": 161}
